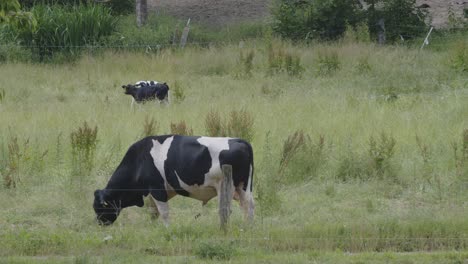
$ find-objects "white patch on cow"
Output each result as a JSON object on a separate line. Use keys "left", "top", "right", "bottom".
{"left": 197, "top": 137, "right": 231, "bottom": 180}
{"left": 174, "top": 170, "right": 217, "bottom": 204}
{"left": 150, "top": 137, "right": 174, "bottom": 191}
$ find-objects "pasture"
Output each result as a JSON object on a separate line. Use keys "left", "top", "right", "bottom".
{"left": 0, "top": 40, "right": 467, "bottom": 263}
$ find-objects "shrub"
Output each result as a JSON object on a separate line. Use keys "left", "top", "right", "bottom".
{"left": 452, "top": 129, "right": 468, "bottom": 185}
{"left": 355, "top": 56, "right": 372, "bottom": 74}
{"left": 0, "top": 89, "right": 5, "bottom": 103}
{"left": 366, "top": 0, "right": 428, "bottom": 42}
{"left": 18, "top": 4, "right": 116, "bottom": 62}
{"left": 170, "top": 121, "right": 193, "bottom": 136}
{"left": 272, "top": 0, "right": 363, "bottom": 41}
{"left": 70, "top": 121, "right": 98, "bottom": 186}
{"left": 194, "top": 241, "right": 236, "bottom": 260}
{"left": 278, "top": 130, "right": 307, "bottom": 175}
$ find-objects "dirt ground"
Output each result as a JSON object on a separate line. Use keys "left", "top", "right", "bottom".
{"left": 149, "top": 0, "right": 271, "bottom": 26}
{"left": 149, "top": 0, "right": 466, "bottom": 28}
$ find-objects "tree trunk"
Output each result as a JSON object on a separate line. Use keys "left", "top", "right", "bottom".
{"left": 136, "top": 0, "right": 148, "bottom": 27}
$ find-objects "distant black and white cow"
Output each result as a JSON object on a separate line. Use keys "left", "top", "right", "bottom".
{"left": 93, "top": 135, "right": 254, "bottom": 227}
{"left": 122, "top": 81, "right": 169, "bottom": 107}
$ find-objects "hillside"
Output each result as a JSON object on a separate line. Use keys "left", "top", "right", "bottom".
{"left": 149, "top": 0, "right": 467, "bottom": 28}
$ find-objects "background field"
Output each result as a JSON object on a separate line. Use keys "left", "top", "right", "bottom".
{"left": 0, "top": 39, "right": 467, "bottom": 263}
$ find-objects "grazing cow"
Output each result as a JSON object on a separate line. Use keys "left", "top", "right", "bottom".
{"left": 122, "top": 82, "right": 169, "bottom": 107}
{"left": 93, "top": 135, "right": 254, "bottom": 227}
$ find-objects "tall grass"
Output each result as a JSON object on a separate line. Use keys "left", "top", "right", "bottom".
{"left": 18, "top": 4, "right": 116, "bottom": 61}
{"left": 0, "top": 39, "right": 467, "bottom": 261}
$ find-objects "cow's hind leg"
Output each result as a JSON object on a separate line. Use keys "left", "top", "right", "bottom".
{"left": 236, "top": 187, "right": 255, "bottom": 223}
{"left": 151, "top": 197, "right": 170, "bottom": 227}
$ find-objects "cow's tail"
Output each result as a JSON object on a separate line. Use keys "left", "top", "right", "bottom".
{"left": 245, "top": 141, "right": 255, "bottom": 222}
{"left": 246, "top": 141, "right": 254, "bottom": 193}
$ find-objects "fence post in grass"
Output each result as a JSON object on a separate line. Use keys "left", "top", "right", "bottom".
{"left": 420, "top": 27, "right": 434, "bottom": 51}
{"left": 180, "top": 18, "right": 191, "bottom": 48}
{"left": 220, "top": 164, "right": 234, "bottom": 233}
{"left": 377, "top": 18, "right": 386, "bottom": 45}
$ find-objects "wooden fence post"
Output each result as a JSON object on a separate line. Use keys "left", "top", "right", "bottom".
{"left": 220, "top": 164, "right": 234, "bottom": 233}
{"left": 180, "top": 18, "right": 191, "bottom": 48}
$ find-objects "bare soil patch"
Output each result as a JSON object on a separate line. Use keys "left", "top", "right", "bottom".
{"left": 149, "top": 0, "right": 466, "bottom": 28}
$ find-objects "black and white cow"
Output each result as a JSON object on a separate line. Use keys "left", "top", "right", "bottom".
{"left": 93, "top": 135, "right": 254, "bottom": 226}
{"left": 122, "top": 81, "right": 169, "bottom": 107}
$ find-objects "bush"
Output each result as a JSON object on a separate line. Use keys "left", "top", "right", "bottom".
{"left": 225, "top": 109, "right": 254, "bottom": 142}
{"left": 272, "top": 0, "right": 363, "bottom": 41}
{"left": 171, "top": 81, "right": 186, "bottom": 104}
{"left": 449, "top": 40, "right": 468, "bottom": 72}
{"left": 366, "top": 0, "right": 428, "bottom": 42}
{"left": 267, "top": 43, "right": 304, "bottom": 77}
{"left": 17, "top": 4, "right": 116, "bottom": 61}
{"left": 317, "top": 51, "right": 341, "bottom": 76}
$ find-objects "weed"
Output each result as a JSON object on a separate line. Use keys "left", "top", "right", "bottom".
{"left": 416, "top": 135, "right": 434, "bottom": 188}
{"left": 279, "top": 130, "right": 307, "bottom": 175}
{"left": 170, "top": 120, "right": 193, "bottom": 136}
{"left": 368, "top": 132, "right": 397, "bottom": 181}
{"left": 171, "top": 80, "right": 186, "bottom": 104}
{"left": 267, "top": 44, "right": 303, "bottom": 77}
{"left": 317, "top": 51, "right": 341, "bottom": 76}
{"left": 225, "top": 109, "right": 254, "bottom": 142}
{"left": 70, "top": 122, "right": 98, "bottom": 187}
{"left": 3, "top": 137, "right": 30, "bottom": 188}
{"left": 0, "top": 89, "right": 5, "bottom": 102}
{"left": 194, "top": 241, "right": 236, "bottom": 260}
{"left": 282, "top": 134, "right": 326, "bottom": 183}
{"left": 237, "top": 49, "right": 255, "bottom": 78}
{"left": 142, "top": 115, "right": 159, "bottom": 137}
{"left": 205, "top": 109, "right": 226, "bottom": 137}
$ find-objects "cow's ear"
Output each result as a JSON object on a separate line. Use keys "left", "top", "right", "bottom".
{"left": 135, "top": 196, "right": 144, "bottom": 207}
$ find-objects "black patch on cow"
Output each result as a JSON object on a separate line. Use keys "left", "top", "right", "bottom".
{"left": 164, "top": 136, "right": 212, "bottom": 196}
{"left": 221, "top": 139, "right": 253, "bottom": 191}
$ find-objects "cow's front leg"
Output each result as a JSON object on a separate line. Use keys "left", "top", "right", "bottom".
{"left": 153, "top": 198, "right": 170, "bottom": 227}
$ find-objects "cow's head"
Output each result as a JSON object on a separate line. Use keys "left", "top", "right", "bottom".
{"left": 93, "top": 189, "right": 145, "bottom": 225}
{"left": 93, "top": 189, "right": 120, "bottom": 225}
{"left": 121, "top": 84, "right": 137, "bottom": 95}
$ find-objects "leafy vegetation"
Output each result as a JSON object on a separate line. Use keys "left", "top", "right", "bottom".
{"left": 0, "top": 29, "right": 467, "bottom": 263}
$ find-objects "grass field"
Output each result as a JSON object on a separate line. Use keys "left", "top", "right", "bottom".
{"left": 0, "top": 39, "right": 467, "bottom": 263}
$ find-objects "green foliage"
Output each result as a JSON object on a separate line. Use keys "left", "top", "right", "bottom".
{"left": 272, "top": 0, "right": 363, "bottom": 40}
{"left": 452, "top": 129, "right": 468, "bottom": 185}
{"left": 2, "top": 136, "right": 29, "bottom": 188}
{"left": 273, "top": 0, "right": 427, "bottom": 43}
{"left": 343, "top": 22, "right": 371, "bottom": 43}
{"left": 170, "top": 120, "right": 193, "bottom": 136}
{"left": 70, "top": 121, "right": 98, "bottom": 184}
{"left": 366, "top": 0, "right": 428, "bottom": 42}
{"left": 355, "top": 56, "right": 372, "bottom": 74}
{"left": 368, "top": 132, "right": 397, "bottom": 180}
{"left": 0, "top": 89, "right": 5, "bottom": 102}
{"left": 194, "top": 241, "right": 236, "bottom": 260}
{"left": 0, "top": 0, "right": 37, "bottom": 33}
{"left": 18, "top": 4, "right": 116, "bottom": 61}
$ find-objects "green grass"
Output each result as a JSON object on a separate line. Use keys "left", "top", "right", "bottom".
{"left": 0, "top": 38, "right": 467, "bottom": 262}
